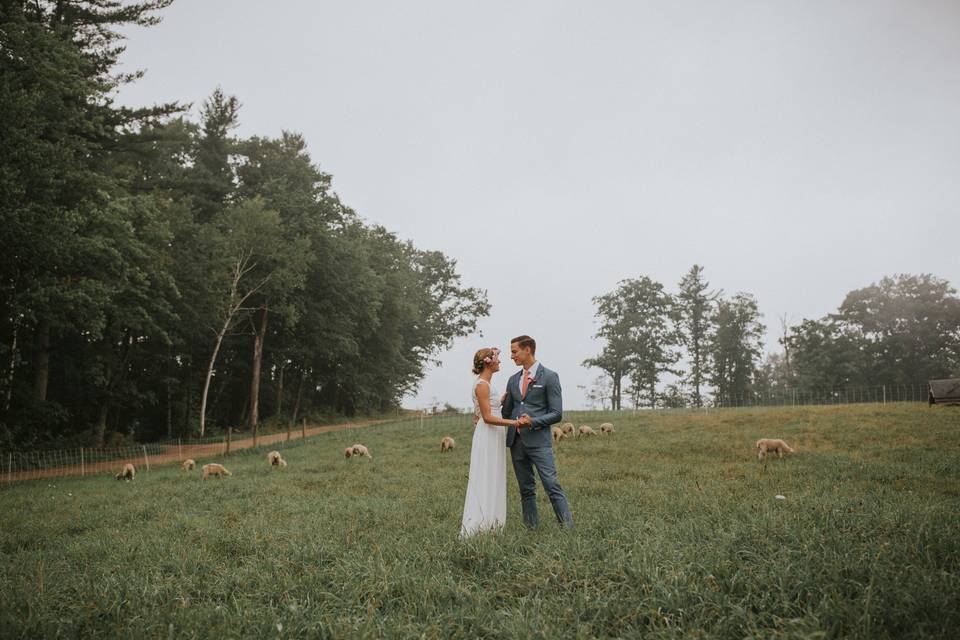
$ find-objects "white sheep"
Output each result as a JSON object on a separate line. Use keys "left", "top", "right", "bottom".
{"left": 561, "top": 423, "right": 575, "bottom": 436}
{"left": 201, "top": 463, "right": 232, "bottom": 479}
{"left": 756, "top": 438, "right": 795, "bottom": 461}
{"left": 267, "top": 450, "right": 287, "bottom": 467}
{"left": 349, "top": 444, "right": 373, "bottom": 460}
{"left": 578, "top": 425, "right": 598, "bottom": 438}
{"left": 115, "top": 463, "right": 135, "bottom": 481}
{"left": 551, "top": 426, "right": 567, "bottom": 442}
{"left": 600, "top": 423, "right": 615, "bottom": 435}
{"left": 181, "top": 459, "right": 196, "bottom": 471}
{"left": 440, "top": 437, "right": 455, "bottom": 453}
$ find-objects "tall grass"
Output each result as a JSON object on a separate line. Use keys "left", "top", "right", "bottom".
{"left": 0, "top": 404, "right": 957, "bottom": 638}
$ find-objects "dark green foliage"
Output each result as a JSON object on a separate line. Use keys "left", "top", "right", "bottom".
{"left": 709, "top": 293, "right": 766, "bottom": 406}
{"left": 676, "top": 265, "right": 719, "bottom": 407}
{"left": 787, "top": 274, "right": 960, "bottom": 391}
{"left": 584, "top": 277, "right": 679, "bottom": 410}
{"left": 0, "top": 1, "right": 488, "bottom": 446}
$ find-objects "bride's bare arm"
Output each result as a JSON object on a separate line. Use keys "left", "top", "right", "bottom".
{"left": 476, "top": 383, "right": 518, "bottom": 428}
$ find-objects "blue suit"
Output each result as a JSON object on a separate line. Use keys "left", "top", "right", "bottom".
{"left": 502, "top": 364, "right": 574, "bottom": 528}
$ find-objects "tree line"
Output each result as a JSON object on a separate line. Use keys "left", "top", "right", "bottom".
{"left": 585, "top": 267, "right": 960, "bottom": 409}
{"left": 0, "top": 1, "right": 489, "bottom": 448}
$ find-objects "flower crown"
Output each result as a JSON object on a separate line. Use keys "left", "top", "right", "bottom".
{"left": 482, "top": 347, "right": 500, "bottom": 364}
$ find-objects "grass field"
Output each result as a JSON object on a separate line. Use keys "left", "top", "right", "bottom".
{"left": 1, "top": 404, "right": 958, "bottom": 639}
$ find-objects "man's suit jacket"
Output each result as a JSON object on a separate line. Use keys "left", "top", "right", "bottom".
{"left": 501, "top": 365, "right": 563, "bottom": 448}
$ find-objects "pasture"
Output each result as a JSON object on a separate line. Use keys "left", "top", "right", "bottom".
{"left": 0, "top": 404, "right": 958, "bottom": 639}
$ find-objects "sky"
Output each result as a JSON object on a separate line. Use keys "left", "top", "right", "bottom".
{"left": 114, "top": 0, "right": 960, "bottom": 410}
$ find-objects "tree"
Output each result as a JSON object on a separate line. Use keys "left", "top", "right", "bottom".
{"left": 585, "top": 277, "right": 678, "bottom": 409}
{"left": 191, "top": 88, "right": 240, "bottom": 221}
{"left": 197, "top": 200, "right": 286, "bottom": 436}
{"left": 785, "top": 318, "right": 866, "bottom": 390}
{"left": 583, "top": 281, "right": 642, "bottom": 411}
{"left": 836, "top": 274, "right": 960, "bottom": 384}
{"left": 675, "top": 265, "right": 720, "bottom": 407}
{"left": 708, "top": 293, "right": 765, "bottom": 406}
{"left": 623, "top": 279, "right": 679, "bottom": 409}
{"left": 0, "top": 1, "right": 177, "bottom": 444}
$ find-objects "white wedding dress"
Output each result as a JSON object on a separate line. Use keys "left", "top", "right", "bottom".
{"left": 460, "top": 377, "right": 507, "bottom": 538}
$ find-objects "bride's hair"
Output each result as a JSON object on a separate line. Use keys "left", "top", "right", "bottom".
{"left": 472, "top": 348, "right": 498, "bottom": 375}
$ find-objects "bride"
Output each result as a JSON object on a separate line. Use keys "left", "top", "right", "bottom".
{"left": 460, "top": 347, "right": 521, "bottom": 538}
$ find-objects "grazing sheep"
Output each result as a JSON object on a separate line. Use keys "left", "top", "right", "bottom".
{"left": 344, "top": 447, "right": 354, "bottom": 459}
{"left": 440, "top": 437, "right": 455, "bottom": 453}
{"left": 600, "top": 423, "right": 615, "bottom": 435}
{"left": 349, "top": 444, "right": 373, "bottom": 460}
{"left": 201, "top": 463, "right": 232, "bottom": 480}
{"left": 266, "top": 450, "right": 287, "bottom": 467}
{"left": 756, "top": 438, "right": 795, "bottom": 461}
{"left": 551, "top": 426, "right": 567, "bottom": 442}
{"left": 182, "top": 459, "right": 196, "bottom": 471}
{"left": 578, "top": 425, "right": 598, "bottom": 438}
{"left": 561, "top": 423, "right": 575, "bottom": 436}
{"left": 115, "top": 463, "right": 135, "bottom": 481}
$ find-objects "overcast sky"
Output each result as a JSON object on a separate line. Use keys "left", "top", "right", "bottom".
{"left": 115, "top": 0, "right": 959, "bottom": 409}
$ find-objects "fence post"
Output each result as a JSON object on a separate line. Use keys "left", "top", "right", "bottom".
{"left": 178, "top": 438, "right": 182, "bottom": 460}
{"left": 142, "top": 445, "right": 150, "bottom": 472}
{"left": 253, "top": 425, "right": 258, "bottom": 449}
{"left": 286, "top": 421, "right": 291, "bottom": 442}
{"left": 226, "top": 428, "right": 232, "bottom": 455}
{"left": 7, "top": 453, "right": 11, "bottom": 485}
{"left": 883, "top": 385, "right": 886, "bottom": 404}
{"left": 302, "top": 418, "right": 306, "bottom": 440}
{"left": 80, "top": 448, "right": 85, "bottom": 477}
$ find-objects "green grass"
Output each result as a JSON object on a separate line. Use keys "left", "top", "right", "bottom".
{"left": 1, "top": 404, "right": 958, "bottom": 639}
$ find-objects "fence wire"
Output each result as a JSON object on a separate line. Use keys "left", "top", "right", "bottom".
{"left": 1, "top": 383, "right": 933, "bottom": 485}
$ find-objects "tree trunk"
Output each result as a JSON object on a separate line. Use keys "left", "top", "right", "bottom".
{"left": 290, "top": 368, "right": 305, "bottom": 428}
{"left": 32, "top": 319, "right": 50, "bottom": 401}
{"left": 200, "top": 315, "right": 232, "bottom": 437}
{"left": 183, "top": 367, "right": 193, "bottom": 434}
{"left": 166, "top": 376, "right": 173, "bottom": 440}
{"left": 94, "top": 402, "right": 108, "bottom": 447}
{"left": 248, "top": 305, "right": 268, "bottom": 435}
{"left": 275, "top": 362, "right": 285, "bottom": 419}
{"left": 691, "top": 340, "right": 702, "bottom": 408}
{"left": 4, "top": 317, "right": 19, "bottom": 412}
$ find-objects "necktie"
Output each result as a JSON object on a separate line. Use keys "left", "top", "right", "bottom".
{"left": 521, "top": 370, "right": 530, "bottom": 397}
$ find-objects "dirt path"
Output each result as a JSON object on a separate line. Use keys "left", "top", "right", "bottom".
{"left": 5, "top": 420, "right": 387, "bottom": 483}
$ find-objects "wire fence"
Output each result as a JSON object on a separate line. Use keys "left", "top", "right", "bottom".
{"left": 590, "top": 383, "right": 931, "bottom": 411}
{"left": 708, "top": 383, "right": 929, "bottom": 409}
{"left": 0, "top": 384, "right": 935, "bottom": 485}
{"left": 0, "top": 414, "right": 429, "bottom": 485}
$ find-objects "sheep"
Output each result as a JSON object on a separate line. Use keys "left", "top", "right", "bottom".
{"left": 201, "top": 463, "right": 232, "bottom": 480}
{"left": 551, "top": 426, "right": 567, "bottom": 442}
{"left": 266, "top": 450, "right": 287, "bottom": 467}
{"left": 182, "top": 459, "right": 196, "bottom": 471}
{"left": 115, "top": 463, "right": 135, "bottom": 481}
{"left": 440, "top": 436, "right": 455, "bottom": 453}
{"left": 600, "top": 422, "right": 615, "bottom": 435}
{"left": 756, "top": 438, "right": 795, "bottom": 461}
{"left": 561, "top": 423, "right": 575, "bottom": 436}
{"left": 349, "top": 444, "right": 373, "bottom": 460}
{"left": 344, "top": 447, "right": 354, "bottom": 459}
{"left": 578, "top": 425, "right": 598, "bottom": 438}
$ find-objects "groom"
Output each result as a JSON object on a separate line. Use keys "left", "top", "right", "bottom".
{"left": 501, "top": 335, "right": 574, "bottom": 529}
